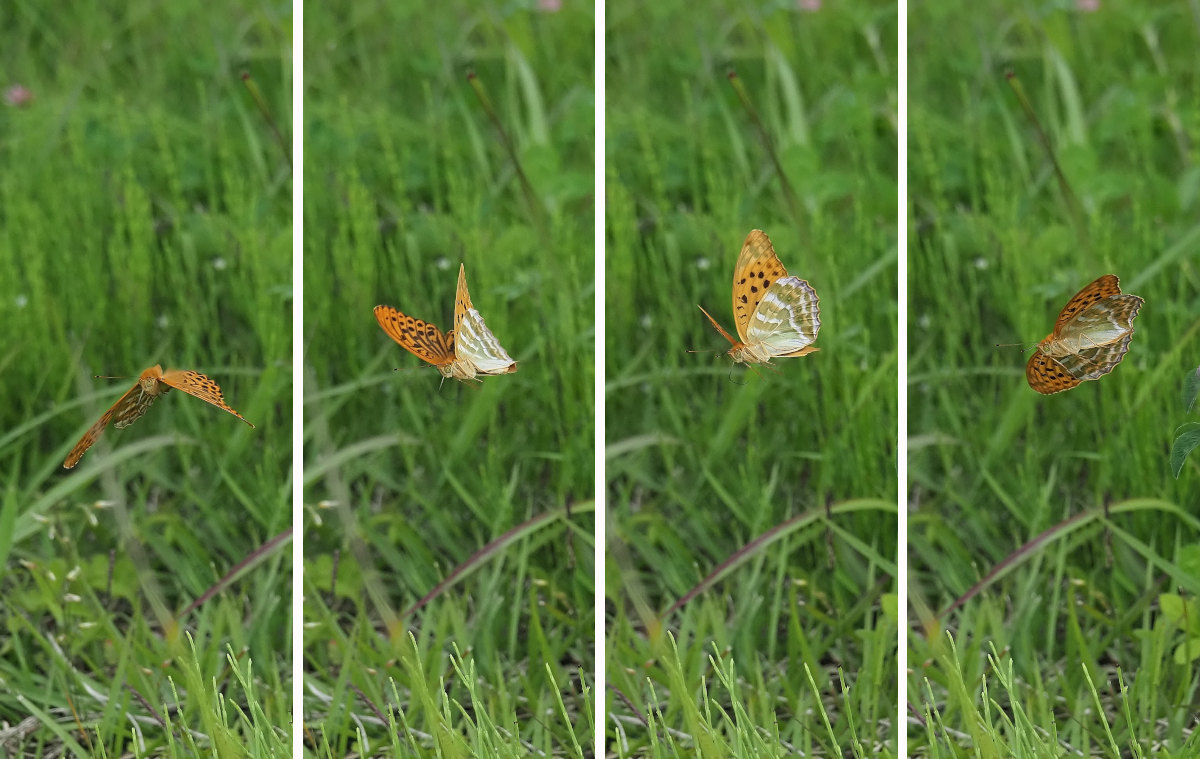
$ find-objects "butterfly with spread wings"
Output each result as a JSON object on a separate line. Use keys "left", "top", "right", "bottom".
{"left": 63, "top": 365, "right": 254, "bottom": 469}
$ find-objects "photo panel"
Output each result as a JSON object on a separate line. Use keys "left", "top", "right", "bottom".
{"left": 0, "top": 1, "right": 292, "bottom": 754}
{"left": 301, "top": 1, "right": 595, "bottom": 754}
{"left": 605, "top": 0, "right": 899, "bottom": 753}
{"left": 908, "top": 1, "right": 1200, "bottom": 752}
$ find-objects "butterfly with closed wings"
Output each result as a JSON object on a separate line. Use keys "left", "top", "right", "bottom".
{"left": 698, "top": 229, "right": 821, "bottom": 366}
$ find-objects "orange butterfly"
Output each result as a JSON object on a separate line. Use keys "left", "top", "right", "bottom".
{"left": 63, "top": 365, "right": 255, "bottom": 469}
{"left": 374, "top": 263, "right": 517, "bottom": 383}
{"left": 698, "top": 229, "right": 821, "bottom": 365}
{"left": 1026, "top": 274, "right": 1144, "bottom": 394}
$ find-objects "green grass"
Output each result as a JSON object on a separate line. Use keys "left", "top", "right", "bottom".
{"left": 605, "top": 1, "right": 898, "bottom": 755}
{"left": 0, "top": 1, "right": 292, "bottom": 756}
{"left": 301, "top": 1, "right": 593, "bottom": 755}
{"left": 908, "top": 1, "right": 1200, "bottom": 754}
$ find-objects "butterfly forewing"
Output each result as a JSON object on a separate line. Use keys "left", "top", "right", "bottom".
{"left": 374, "top": 305, "right": 456, "bottom": 368}
{"left": 697, "top": 304, "right": 740, "bottom": 348}
{"left": 732, "top": 230, "right": 791, "bottom": 343}
{"left": 160, "top": 370, "right": 255, "bottom": 428}
{"left": 453, "top": 263, "right": 474, "bottom": 338}
{"left": 1053, "top": 274, "right": 1122, "bottom": 333}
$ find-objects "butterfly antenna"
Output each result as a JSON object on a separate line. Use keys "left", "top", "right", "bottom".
{"left": 994, "top": 343, "right": 1038, "bottom": 355}
{"left": 92, "top": 375, "right": 129, "bottom": 380}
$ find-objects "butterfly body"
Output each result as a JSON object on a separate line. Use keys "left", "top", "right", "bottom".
{"left": 375, "top": 264, "right": 517, "bottom": 383}
{"left": 64, "top": 365, "right": 254, "bottom": 468}
{"left": 698, "top": 230, "right": 820, "bottom": 366}
{"left": 1025, "top": 274, "right": 1143, "bottom": 395}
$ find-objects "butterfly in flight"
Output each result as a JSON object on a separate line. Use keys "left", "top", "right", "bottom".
{"left": 63, "top": 365, "right": 255, "bottom": 469}
{"left": 374, "top": 263, "right": 517, "bottom": 384}
{"left": 698, "top": 229, "right": 821, "bottom": 366}
{"left": 1026, "top": 274, "right": 1144, "bottom": 394}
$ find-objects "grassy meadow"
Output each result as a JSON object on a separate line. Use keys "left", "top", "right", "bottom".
{"left": 301, "top": 1, "right": 594, "bottom": 755}
{"left": 606, "top": 1, "right": 898, "bottom": 755}
{"left": 0, "top": 1, "right": 292, "bottom": 756}
{"left": 908, "top": 1, "right": 1200, "bottom": 754}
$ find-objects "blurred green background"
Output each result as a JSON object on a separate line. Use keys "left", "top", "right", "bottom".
{"left": 302, "top": 0, "right": 594, "bottom": 754}
{"left": 606, "top": 0, "right": 897, "bottom": 754}
{"left": 909, "top": 0, "right": 1200, "bottom": 753}
{"left": 0, "top": 0, "right": 292, "bottom": 755}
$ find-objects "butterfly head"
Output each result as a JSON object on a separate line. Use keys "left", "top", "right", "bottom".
{"left": 139, "top": 365, "right": 166, "bottom": 394}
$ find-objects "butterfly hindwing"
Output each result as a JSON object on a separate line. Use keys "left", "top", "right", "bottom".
{"left": 112, "top": 385, "right": 160, "bottom": 429}
{"left": 744, "top": 277, "right": 821, "bottom": 358}
{"left": 1054, "top": 334, "right": 1135, "bottom": 381}
{"left": 453, "top": 264, "right": 517, "bottom": 375}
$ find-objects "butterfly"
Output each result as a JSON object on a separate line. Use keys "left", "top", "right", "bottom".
{"left": 374, "top": 263, "right": 517, "bottom": 383}
{"left": 63, "top": 365, "right": 255, "bottom": 469}
{"left": 1026, "top": 274, "right": 1144, "bottom": 395}
{"left": 697, "top": 229, "right": 821, "bottom": 365}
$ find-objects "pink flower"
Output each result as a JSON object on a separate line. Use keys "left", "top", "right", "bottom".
{"left": 1075, "top": 0, "right": 1100, "bottom": 11}
{"left": 796, "top": 0, "right": 821, "bottom": 10}
{"left": 538, "top": 0, "right": 562, "bottom": 11}
{"left": 4, "top": 84, "right": 32, "bottom": 107}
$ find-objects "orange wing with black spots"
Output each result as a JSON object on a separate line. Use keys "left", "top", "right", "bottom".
{"left": 1026, "top": 352, "right": 1082, "bottom": 394}
{"left": 732, "top": 230, "right": 790, "bottom": 343}
{"left": 374, "top": 304, "right": 456, "bottom": 369}
{"left": 1051, "top": 275, "right": 1121, "bottom": 333}
{"left": 158, "top": 369, "right": 255, "bottom": 427}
